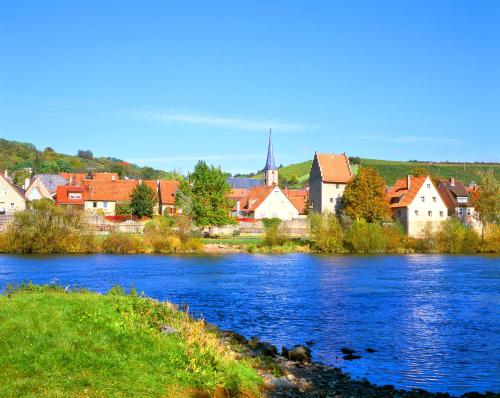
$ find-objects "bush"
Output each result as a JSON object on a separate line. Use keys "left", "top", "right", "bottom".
{"left": 309, "top": 212, "right": 344, "bottom": 253}
{"left": 436, "top": 218, "right": 480, "bottom": 254}
{"left": 3, "top": 199, "right": 96, "bottom": 253}
{"left": 182, "top": 237, "right": 204, "bottom": 252}
{"left": 480, "top": 225, "right": 500, "bottom": 253}
{"left": 384, "top": 223, "right": 405, "bottom": 253}
{"left": 413, "top": 224, "right": 438, "bottom": 253}
{"left": 100, "top": 233, "right": 145, "bottom": 254}
{"left": 344, "top": 220, "right": 387, "bottom": 253}
{"left": 262, "top": 218, "right": 288, "bottom": 247}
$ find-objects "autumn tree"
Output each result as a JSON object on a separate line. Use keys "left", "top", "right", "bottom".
{"left": 474, "top": 169, "right": 500, "bottom": 238}
{"left": 175, "top": 161, "right": 235, "bottom": 233}
{"left": 130, "top": 183, "right": 157, "bottom": 218}
{"left": 342, "top": 167, "right": 391, "bottom": 222}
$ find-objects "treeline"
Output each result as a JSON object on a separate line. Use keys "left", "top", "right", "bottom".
{"left": 0, "top": 200, "right": 202, "bottom": 254}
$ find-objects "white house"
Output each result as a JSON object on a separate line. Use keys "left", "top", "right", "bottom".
{"left": 237, "top": 185, "right": 299, "bottom": 221}
{"left": 0, "top": 171, "right": 26, "bottom": 214}
{"left": 387, "top": 175, "right": 448, "bottom": 237}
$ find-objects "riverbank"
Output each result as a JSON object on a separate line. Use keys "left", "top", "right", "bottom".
{"left": 1, "top": 284, "right": 498, "bottom": 397}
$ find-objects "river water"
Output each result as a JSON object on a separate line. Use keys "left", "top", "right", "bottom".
{"left": 0, "top": 253, "right": 498, "bottom": 395}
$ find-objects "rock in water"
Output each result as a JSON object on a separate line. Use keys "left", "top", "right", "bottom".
{"left": 341, "top": 347, "right": 356, "bottom": 355}
{"left": 343, "top": 353, "right": 362, "bottom": 360}
{"left": 366, "top": 347, "right": 376, "bottom": 353}
{"left": 253, "top": 341, "right": 278, "bottom": 357}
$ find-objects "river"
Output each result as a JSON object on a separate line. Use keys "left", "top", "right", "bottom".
{"left": 0, "top": 253, "right": 498, "bottom": 395}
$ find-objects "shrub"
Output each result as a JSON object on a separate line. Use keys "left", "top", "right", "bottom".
{"left": 414, "top": 224, "right": 438, "bottom": 253}
{"left": 344, "top": 220, "right": 387, "bottom": 253}
{"left": 182, "top": 237, "right": 204, "bottom": 252}
{"left": 100, "top": 233, "right": 145, "bottom": 254}
{"left": 436, "top": 218, "right": 480, "bottom": 254}
{"left": 480, "top": 225, "right": 500, "bottom": 253}
{"left": 383, "top": 223, "right": 405, "bottom": 253}
{"left": 3, "top": 199, "right": 96, "bottom": 253}
{"left": 309, "top": 212, "right": 344, "bottom": 253}
{"left": 262, "top": 218, "right": 288, "bottom": 246}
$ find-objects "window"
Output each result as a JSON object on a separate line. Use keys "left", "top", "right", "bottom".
{"left": 330, "top": 198, "right": 334, "bottom": 203}
{"left": 336, "top": 184, "right": 340, "bottom": 189}
{"left": 421, "top": 196, "right": 425, "bottom": 202}
{"left": 432, "top": 197, "right": 436, "bottom": 202}
{"left": 103, "top": 201, "right": 108, "bottom": 209}
{"left": 439, "top": 211, "right": 444, "bottom": 217}
{"left": 457, "top": 197, "right": 468, "bottom": 203}
{"left": 93, "top": 201, "right": 97, "bottom": 208}
{"left": 414, "top": 210, "right": 419, "bottom": 216}
{"left": 397, "top": 209, "right": 402, "bottom": 217}
{"left": 459, "top": 208, "right": 464, "bottom": 215}
{"left": 467, "top": 208, "right": 471, "bottom": 216}
{"left": 9, "top": 202, "right": 15, "bottom": 209}
{"left": 428, "top": 211, "right": 432, "bottom": 217}
{"left": 427, "top": 184, "right": 431, "bottom": 189}
{"left": 2, "top": 189, "right": 7, "bottom": 197}
{"left": 69, "top": 192, "right": 81, "bottom": 199}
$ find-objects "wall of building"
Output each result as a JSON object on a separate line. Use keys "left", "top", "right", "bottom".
{"left": 0, "top": 177, "right": 26, "bottom": 214}
{"left": 25, "top": 180, "right": 52, "bottom": 201}
{"left": 254, "top": 186, "right": 299, "bottom": 220}
{"left": 84, "top": 200, "right": 116, "bottom": 215}
{"left": 320, "top": 182, "right": 348, "bottom": 214}
{"left": 406, "top": 177, "right": 448, "bottom": 237}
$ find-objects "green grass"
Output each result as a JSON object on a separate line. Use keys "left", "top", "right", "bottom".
{"left": 202, "top": 236, "right": 264, "bottom": 245}
{"left": 0, "top": 285, "right": 261, "bottom": 397}
{"left": 277, "top": 158, "right": 499, "bottom": 187}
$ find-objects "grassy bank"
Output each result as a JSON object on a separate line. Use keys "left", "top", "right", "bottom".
{"left": 0, "top": 285, "right": 261, "bottom": 397}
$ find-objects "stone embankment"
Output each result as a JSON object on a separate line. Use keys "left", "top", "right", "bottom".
{"left": 218, "top": 331, "right": 500, "bottom": 398}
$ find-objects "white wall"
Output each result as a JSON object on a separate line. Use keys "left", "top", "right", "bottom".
{"left": 321, "top": 182, "right": 348, "bottom": 214}
{"left": 254, "top": 186, "right": 299, "bottom": 220}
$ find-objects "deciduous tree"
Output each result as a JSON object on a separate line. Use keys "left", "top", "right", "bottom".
{"left": 130, "top": 183, "right": 156, "bottom": 218}
{"left": 474, "top": 169, "right": 500, "bottom": 238}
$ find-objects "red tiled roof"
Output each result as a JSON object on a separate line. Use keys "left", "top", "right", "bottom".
{"left": 288, "top": 196, "right": 307, "bottom": 214}
{"left": 315, "top": 153, "right": 353, "bottom": 183}
{"left": 387, "top": 175, "right": 429, "bottom": 208}
{"left": 82, "top": 180, "right": 138, "bottom": 201}
{"left": 159, "top": 180, "right": 179, "bottom": 205}
{"left": 228, "top": 188, "right": 248, "bottom": 200}
{"left": 60, "top": 173, "right": 87, "bottom": 185}
{"left": 55, "top": 185, "right": 85, "bottom": 205}
{"left": 92, "top": 172, "right": 119, "bottom": 181}
{"left": 242, "top": 186, "right": 275, "bottom": 211}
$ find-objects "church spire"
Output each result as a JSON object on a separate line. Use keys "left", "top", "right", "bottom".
{"left": 264, "top": 128, "right": 277, "bottom": 171}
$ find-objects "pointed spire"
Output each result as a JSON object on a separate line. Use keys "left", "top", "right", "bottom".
{"left": 264, "top": 128, "right": 277, "bottom": 171}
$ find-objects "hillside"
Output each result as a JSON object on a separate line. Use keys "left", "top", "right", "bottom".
{"left": 277, "top": 158, "right": 500, "bottom": 187}
{"left": 0, "top": 138, "right": 177, "bottom": 185}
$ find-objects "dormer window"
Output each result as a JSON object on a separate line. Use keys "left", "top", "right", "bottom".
{"left": 427, "top": 184, "right": 431, "bottom": 189}
{"left": 432, "top": 197, "right": 436, "bottom": 202}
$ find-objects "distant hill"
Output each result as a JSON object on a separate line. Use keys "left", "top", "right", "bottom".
{"left": 0, "top": 138, "right": 178, "bottom": 186}
{"left": 276, "top": 158, "right": 500, "bottom": 187}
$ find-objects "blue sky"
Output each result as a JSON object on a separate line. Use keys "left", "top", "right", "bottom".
{"left": 1, "top": 1, "right": 499, "bottom": 174}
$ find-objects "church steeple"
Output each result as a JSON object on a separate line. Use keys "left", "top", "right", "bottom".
{"left": 263, "top": 129, "right": 278, "bottom": 186}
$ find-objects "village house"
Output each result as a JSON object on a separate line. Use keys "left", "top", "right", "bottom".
{"left": 55, "top": 185, "right": 85, "bottom": 209}
{"left": 0, "top": 171, "right": 26, "bottom": 214}
{"left": 387, "top": 175, "right": 448, "bottom": 237}
{"left": 437, "top": 178, "right": 475, "bottom": 223}
{"left": 236, "top": 185, "right": 300, "bottom": 221}
{"left": 158, "top": 180, "right": 180, "bottom": 215}
{"left": 24, "top": 174, "right": 68, "bottom": 201}
{"left": 308, "top": 152, "right": 353, "bottom": 214}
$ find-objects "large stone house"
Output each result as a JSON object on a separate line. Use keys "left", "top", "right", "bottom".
{"left": 308, "top": 152, "right": 353, "bottom": 214}
{"left": 0, "top": 171, "right": 26, "bottom": 214}
{"left": 387, "top": 175, "right": 448, "bottom": 237}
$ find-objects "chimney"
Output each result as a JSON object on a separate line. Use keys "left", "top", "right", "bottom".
{"left": 24, "top": 177, "right": 31, "bottom": 190}
{"left": 407, "top": 175, "right": 411, "bottom": 190}
{"left": 449, "top": 177, "right": 455, "bottom": 186}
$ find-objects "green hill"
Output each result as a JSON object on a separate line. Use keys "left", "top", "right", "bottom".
{"left": 0, "top": 138, "right": 178, "bottom": 185}
{"left": 277, "top": 158, "right": 499, "bottom": 187}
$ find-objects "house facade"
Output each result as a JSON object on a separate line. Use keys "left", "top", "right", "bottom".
{"left": 388, "top": 175, "right": 448, "bottom": 237}
{"left": 25, "top": 174, "right": 68, "bottom": 201}
{"left": 437, "top": 178, "right": 475, "bottom": 222}
{"left": 309, "top": 152, "right": 353, "bottom": 214}
{"left": 0, "top": 171, "right": 26, "bottom": 214}
{"left": 55, "top": 185, "right": 85, "bottom": 209}
{"left": 159, "top": 180, "right": 180, "bottom": 215}
{"left": 237, "top": 186, "right": 299, "bottom": 220}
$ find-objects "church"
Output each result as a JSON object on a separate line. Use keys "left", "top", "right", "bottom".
{"left": 226, "top": 131, "right": 307, "bottom": 221}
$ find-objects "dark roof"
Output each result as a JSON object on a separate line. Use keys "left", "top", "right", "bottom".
{"left": 264, "top": 130, "right": 277, "bottom": 171}
{"left": 33, "top": 174, "right": 68, "bottom": 194}
{"left": 437, "top": 179, "right": 470, "bottom": 208}
{"left": 226, "top": 177, "right": 263, "bottom": 189}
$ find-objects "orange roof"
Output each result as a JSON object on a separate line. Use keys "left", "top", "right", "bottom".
{"left": 387, "top": 175, "right": 428, "bottom": 208}
{"left": 243, "top": 186, "right": 275, "bottom": 211}
{"left": 60, "top": 172, "right": 87, "bottom": 185}
{"left": 228, "top": 188, "right": 248, "bottom": 200}
{"left": 55, "top": 186, "right": 85, "bottom": 205}
{"left": 288, "top": 196, "right": 307, "bottom": 214}
{"left": 159, "top": 180, "right": 179, "bottom": 205}
{"left": 315, "top": 153, "right": 353, "bottom": 183}
{"left": 282, "top": 188, "right": 308, "bottom": 198}
{"left": 82, "top": 180, "right": 138, "bottom": 201}
{"left": 144, "top": 180, "right": 158, "bottom": 195}
{"left": 92, "top": 172, "right": 119, "bottom": 181}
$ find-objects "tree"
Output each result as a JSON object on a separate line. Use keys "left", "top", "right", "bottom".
{"left": 175, "top": 161, "right": 234, "bottom": 231}
{"left": 309, "top": 212, "right": 344, "bottom": 253}
{"left": 262, "top": 218, "right": 288, "bottom": 246}
{"left": 77, "top": 150, "right": 94, "bottom": 160}
{"left": 130, "top": 183, "right": 156, "bottom": 218}
{"left": 474, "top": 169, "right": 500, "bottom": 238}
{"left": 342, "top": 167, "right": 391, "bottom": 222}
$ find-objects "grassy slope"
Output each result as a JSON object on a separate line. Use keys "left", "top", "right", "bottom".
{"left": 0, "top": 285, "right": 260, "bottom": 397}
{"left": 277, "top": 158, "right": 499, "bottom": 186}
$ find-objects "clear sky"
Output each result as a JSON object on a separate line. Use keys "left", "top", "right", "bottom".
{"left": 1, "top": 1, "right": 499, "bottom": 174}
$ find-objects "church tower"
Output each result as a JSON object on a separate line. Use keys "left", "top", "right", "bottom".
{"left": 263, "top": 129, "right": 278, "bottom": 186}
